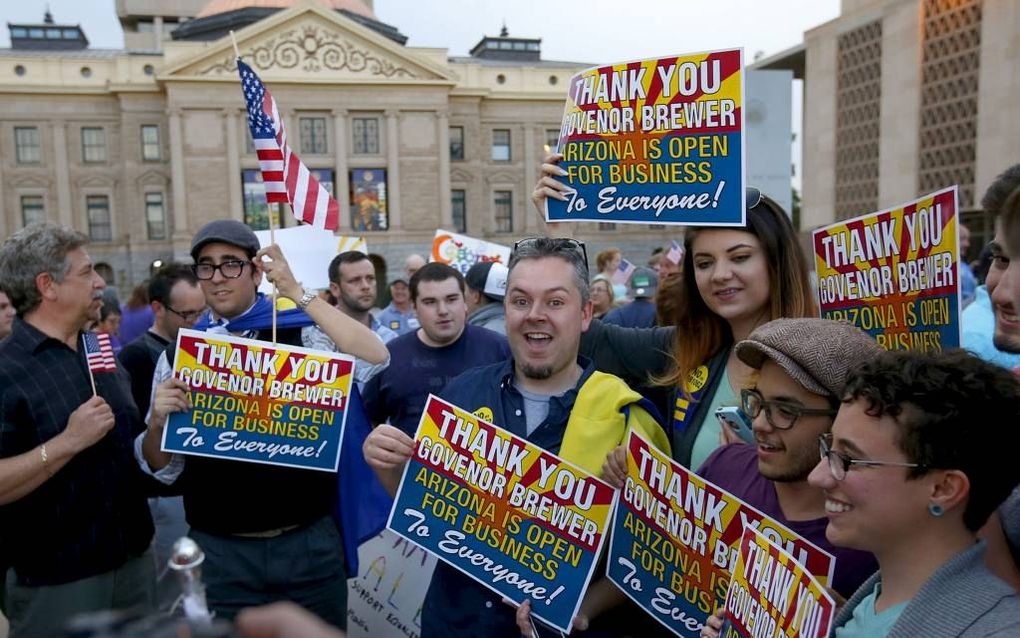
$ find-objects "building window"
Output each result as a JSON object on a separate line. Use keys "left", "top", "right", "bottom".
{"left": 245, "top": 127, "right": 256, "bottom": 154}
{"left": 599, "top": 222, "right": 617, "bottom": 231}
{"left": 141, "top": 125, "right": 161, "bottom": 161}
{"left": 242, "top": 169, "right": 280, "bottom": 231}
{"left": 86, "top": 195, "right": 112, "bottom": 241}
{"left": 350, "top": 169, "right": 388, "bottom": 231}
{"left": 352, "top": 117, "right": 380, "bottom": 155}
{"left": 81, "top": 127, "right": 107, "bottom": 163}
{"left": 450, "top": 126, "right": 464, "bottom": 161}
{"left": 545, "top": 129, "right": 560, "bottom": 153}
{"left": 494, "top": 190, "right": 513, "bottom": 233}
{"left": 145, "top": 192, "right": 166, "bottom": 240}
{"left": 20, "top": 195, "right": 45, "bottom": 226}
{"left": 451, "top": 189, "right": 467, "bottom": 233}
{"left": 491, "top": 129, "right": 511, "bottom": 161}
{"left": 300, "top": 117, "right": 328, "bottom": 154}
{"left": 14, "top": 127, "right": 41, "bottom": 164}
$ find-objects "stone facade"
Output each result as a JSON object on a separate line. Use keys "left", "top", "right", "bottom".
{"left": 1, "top": 3, "right": 674, "bottom": 294}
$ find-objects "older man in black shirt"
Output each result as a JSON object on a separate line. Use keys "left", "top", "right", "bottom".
{"left": 0, "top": 223, "right": 154, "bottom": 637}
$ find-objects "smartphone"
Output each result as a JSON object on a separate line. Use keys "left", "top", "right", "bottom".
{"left": 715, "top": 405, "right": 755, "bottom": 444}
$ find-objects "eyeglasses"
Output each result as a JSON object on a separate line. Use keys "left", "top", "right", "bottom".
{"left": 818, "top": 433, "right": 925, "bottom": 481}
{"left": 745, "top": 186, "right": 763, "bottom": 211}
{"left": 511, "top": 237, "right": 589, "bottom": 274}
{"left": 165, "top": 305, "right": 206, "bottom": 322}
{"left": 740, "top": 388, "right": 837, "bottom": 430}
{"left": 192, "top": 260, "right": 250, "bottom": 280}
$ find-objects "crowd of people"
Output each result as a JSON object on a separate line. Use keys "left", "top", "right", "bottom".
{"left": 1, "top": 157, "right": 1019, "bottom": 638}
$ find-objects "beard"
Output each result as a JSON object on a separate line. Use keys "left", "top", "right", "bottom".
{"left": 758, "top": 446, "right": 818, "bottom": 483}
{"left": 520, "top": 361, "right": 553, "bottom": 380}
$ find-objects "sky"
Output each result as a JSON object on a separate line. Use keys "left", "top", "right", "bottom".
{"left": 2, "top": 0, "right": 842, "bottom": 189}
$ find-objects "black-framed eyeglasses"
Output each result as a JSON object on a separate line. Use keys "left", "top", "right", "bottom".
{"left": 511, "top": 237, "right": 589, "bottom": 275}
{"left": 192, "top": 260, "right": 249, "bottom": 281}
{"left": 740, "top": 388, "right": 837, "bottom": 430}
{"left": 165, "top": 305, "right": 205, "bottom": 322}
{"left": 818, "top": 433, "right": 925, "bottom": 481}
{"left": 745, "top": 186, "right": 763, "bottom": 212}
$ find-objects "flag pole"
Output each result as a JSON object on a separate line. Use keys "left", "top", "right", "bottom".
{"left": 231, "top": 30, "right": 278, "bottom": 346}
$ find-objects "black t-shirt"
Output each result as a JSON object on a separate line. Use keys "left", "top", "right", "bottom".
{"left": 118, "top": 330, "right": 170, "bottom": 418}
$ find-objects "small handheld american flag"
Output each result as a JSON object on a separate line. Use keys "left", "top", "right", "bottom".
{"left": 83, "top": 332, "right": 117, "bottom": 374}
{"left": 238, "top": 59, "right": 339, "bottom": 231}
{"left": 611, "top": 258, "right": 636, "bottom": 286}
{"left": 666, "top": 239, "right": 684, "bottom": 265}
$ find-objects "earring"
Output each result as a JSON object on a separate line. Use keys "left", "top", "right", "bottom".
{"left": 928, "top": 503, "right": 944, "bottom": 517}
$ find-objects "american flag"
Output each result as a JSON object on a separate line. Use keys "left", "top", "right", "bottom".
{"left": 83, "top": 332, "right": 117, "bottom": 374}
{"left": 666, "top": 239, "right": 684, "bottom": 265}
{"left": 611, "top": 258, "right": 636, "bottom": 285}
{"left": 238, "top": 59, "right": 339, "bottom": 231}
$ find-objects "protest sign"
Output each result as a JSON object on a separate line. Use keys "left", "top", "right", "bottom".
{"left": 387, "top": 395, "right": 616, "bottom": 632}
{"left": 347, "top": 530, "right": 436, "bottom": 638}
{"left": 722, "top": 527, "right": 835, "bottom": 638}
{"left": 430, "top": 230, "right": 511, "bottom": 276}
{"left": 546, "top": 49, "right": 745, "bottom": 226}
{"left": 606, "top": 432, "right": 834, "bottom": 638}
{"left": 164, "top": 329, "right": 354, "bottom": 471}
{"left": 812, "top": 186, "right": 961, "bottom": 352}
{"left": 254, "top": 225, "right": 367, "bottom": 295}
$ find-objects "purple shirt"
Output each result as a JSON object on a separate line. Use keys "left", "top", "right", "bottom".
{"left": 698, "top": 442, "right": 878, "bottom": 599}
{"left": 118, "top": 304, "right": 154, "bottom": 346}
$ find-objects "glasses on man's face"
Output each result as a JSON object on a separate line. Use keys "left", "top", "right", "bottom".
{"left": 165, "top": 305, "right": 205, "bottom": 323}
{"left": 818, "top": 433, "right": 925, "bottom": 481}
{"left": 745, "top": 186, "right": 763, "bottom": 212}
{"left": 511, "top": 237, "right": 589, "bottom": 275}
{"left": 740, "top": 388, "right": 837, "bottom": 430}
{"left": 192, "top": 260, "right": 249, "bottom": 281}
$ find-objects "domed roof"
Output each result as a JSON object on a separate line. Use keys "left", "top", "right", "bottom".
{"left": 196, "top": 0, "right": 376, "bottom": 20}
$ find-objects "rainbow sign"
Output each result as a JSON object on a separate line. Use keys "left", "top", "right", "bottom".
{"left": 812, "top": 186, "right": 961, "bottom": 352}
{"left": 546, "top": 49, "right": 745, "bottom": 226}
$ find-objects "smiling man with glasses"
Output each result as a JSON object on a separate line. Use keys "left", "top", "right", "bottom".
{"left": 696, "top": 318, "right": 884, "bottom": 603}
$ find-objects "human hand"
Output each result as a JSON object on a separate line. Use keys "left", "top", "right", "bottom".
{"left": 508, "top": 599, "right": 588, "bottom": 637}
{"left": 531, "top": 153, "right": 577, "bottom": 236}
{"left": 61, "top": 395, "right": 116, "bottom": 453}
{"left": 255, "top": 244, "right": 303, "bottom": 301}
{"left": 601, "top": 445, "right": 628, "bottom": 489}
{"left": 236, "top": 601, "right": 345, "bottom": 638}
{"left": 700, "top": 607, "right": 725, "bottom": 638}
{"left": 363, "top": 424, "right": 414, "bottom": 471}
{"left": 149, "top": 378, "right": 191, "bottom": 431}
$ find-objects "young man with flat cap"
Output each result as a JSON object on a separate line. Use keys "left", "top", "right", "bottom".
{"left": 138, "top": 219, "right": 388, "bottom": 626}
{"left": 699, "top": 318, "right": 881, "bottom": 598}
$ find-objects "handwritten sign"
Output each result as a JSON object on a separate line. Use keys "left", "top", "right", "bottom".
{"left": 164, "top": 329, "right": 354, "bottom": 471}
{"left": 388, "top": 395, "right": 615, "bottom": 632}
{"left": 812, "top": 186, "right": 961, "bottom": 352}
{"left": 606, "top": 432, "right": 834, "bottom": 637}
{"left": 546, "top": 50, "right": 745, "bottom": 226}
{"left": 722, "top": 527, "right": 835, "bottom": 638}
{"left": 430, "top": 230, "right": 511, "bottom": 276}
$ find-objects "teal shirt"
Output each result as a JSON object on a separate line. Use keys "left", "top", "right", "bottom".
{"left": 690, "top": 369, "right": 738, "bottom": 470}
{"left": 835, "top": 582, "right": 908, "bottom": 638}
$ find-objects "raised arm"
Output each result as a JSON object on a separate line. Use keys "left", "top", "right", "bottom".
{"left": 256, "top": 244, "right": 388, "bottom": 365}
{"left": 580, "top": 318, "right": 676, "bottom": 387}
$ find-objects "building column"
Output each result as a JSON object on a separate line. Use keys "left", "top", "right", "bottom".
{"left": 53, "top": 122, "right": 73, "bottom": 228}
{"left": 168, "top": 109, "right": 189, "bottom": 243}
{"left": 225, "top": 109, "right": 242, "bottom": 221}
{"left": 436, "top": 110, "right": 452, "bottom": 228}
{"left": 0, "top": 163, "right": 7, "bottom": 238}
{"left": 333, "top": 109, "right": 350, "bottom": 233}
{"left": 153, "top": 16, "right": 163, "bottom": 51}
{"left": 523, "top": 124, "right": 537, "bottom": 233}
{"left": 385, "top": 110, "right": 401, "bottom": 229}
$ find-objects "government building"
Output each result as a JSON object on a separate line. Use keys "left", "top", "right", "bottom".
{"left": 1, "top": 0, "right": 681, "bottom": 293}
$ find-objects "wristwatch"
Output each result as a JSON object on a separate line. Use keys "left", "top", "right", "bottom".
{"left": 297, "top": 289, "right": 317, "bottom": 310}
